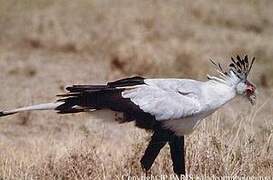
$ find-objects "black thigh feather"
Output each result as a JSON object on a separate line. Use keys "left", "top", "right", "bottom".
{"left": 141, "top": 128, "right": 185, "bottom": 176}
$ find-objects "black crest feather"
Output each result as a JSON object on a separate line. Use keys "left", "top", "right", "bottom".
{"left": 229, "top": 55, "right": 255, "bottom": 80}
{"left": 209, "top": 55, "right": 255, "bottom": 80}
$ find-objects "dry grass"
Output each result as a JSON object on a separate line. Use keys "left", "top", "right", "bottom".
{"left": 0, "top": 0, "right": 273, "bottom": 179}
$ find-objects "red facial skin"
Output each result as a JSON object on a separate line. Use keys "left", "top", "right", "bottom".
{"left": 246, "top": 81, "right": 256, "bottom": 96}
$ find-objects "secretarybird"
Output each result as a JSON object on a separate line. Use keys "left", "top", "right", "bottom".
{"left": 0, "top": 55, "right": 256, "bottom": 176}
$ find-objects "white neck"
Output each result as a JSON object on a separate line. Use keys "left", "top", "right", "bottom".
{"left": 201, "top": 71, "right": 240, "bottom": 111}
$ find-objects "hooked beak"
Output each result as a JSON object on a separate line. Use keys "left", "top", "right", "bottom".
{"left": 248, "top": 93, "right": 256, "bottom": 105}
{"left": 245, "top": 82, "right": 257, "bottom": 106}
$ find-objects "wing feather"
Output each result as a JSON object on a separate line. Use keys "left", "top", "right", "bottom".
{"left": 122, "top": 80, "right": 202, "bottom": 121}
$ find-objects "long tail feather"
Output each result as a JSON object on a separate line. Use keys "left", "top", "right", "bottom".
{"left": 0, "top": 102, "right": 64, "bottom": 117}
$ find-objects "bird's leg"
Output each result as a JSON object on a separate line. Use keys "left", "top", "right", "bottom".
{"left": 140, "top": 130, "right": 168, "bottom": 172}
{"left": 169, "top": 135, "right": 185, "bottom": 177}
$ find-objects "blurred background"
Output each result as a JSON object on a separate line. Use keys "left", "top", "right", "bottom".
{"left": 0, "top": 0, "right": 272, "bottom": 179}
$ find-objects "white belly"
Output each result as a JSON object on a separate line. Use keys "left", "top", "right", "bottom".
{"left": 162, "top": 110, "right": 216, "bottom": 136}
{"left": 162, "top": 117, "right": 201, "bottom": 136}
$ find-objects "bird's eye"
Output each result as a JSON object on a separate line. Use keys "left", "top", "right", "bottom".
{"left": 246, "top": 88, "right": 253, "bottom": 95}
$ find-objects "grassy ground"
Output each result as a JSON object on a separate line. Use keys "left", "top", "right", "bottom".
{"left": 0, "top": 0, "right": 273, "bottom": 179}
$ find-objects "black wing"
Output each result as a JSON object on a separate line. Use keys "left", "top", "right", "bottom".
{"left": 55, "top": 76, "right": 159, "bottom": 129}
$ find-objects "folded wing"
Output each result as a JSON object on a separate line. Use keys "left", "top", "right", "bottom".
{"left": 122, "top": 79, "right": 202, "bottom": 121}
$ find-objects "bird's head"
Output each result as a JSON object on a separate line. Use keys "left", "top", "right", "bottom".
{"left": 230, "top": 55, "right": 256, "bottom": 105}
{"left": 236, "top": 80, "right": 256, "bottom": 105}
{"left": 209, "top": 55, "right": 257, "bottom": 105}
